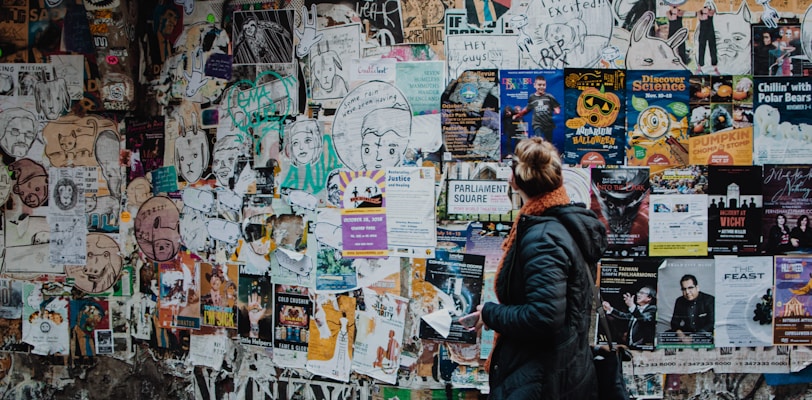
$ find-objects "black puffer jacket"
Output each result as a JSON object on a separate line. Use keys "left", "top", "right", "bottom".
{"left": 481, "top": 204, "right": 608, "bottom": 400}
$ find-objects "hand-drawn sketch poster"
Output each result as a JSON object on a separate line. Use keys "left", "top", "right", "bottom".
{"left": 597, "top": 258, "right": 661, "bottom": 351}
{"left": 774, "top": 256, "right": 812, "bottom": 345}
{"left": 445, "top": 35, "right": 520, "bottom": 81}
{"left": 418, "top": 251, "right": 484, "bottom": 344}
{"left": 762, "top": 165, "right": 812, "bottom": 255}
{"left": 231, "top": 9, "right": 294, "bottom": 66}
{"left": 273, "top": 284, "right": 310, "bottom": 367}
{"left": 499, "top": 69, "right": 565, "bottom": 157}
{"left": 707, "top": 165, "right": 762, "bottom": 255}
{"left": 753, "top": 76, "right": 812, "bottom": 164}
{"left": 441, "top": 69, "right": 500, "bottom": 161}
{"left": 65, "top": 233, "right": 123, "bottom": 295}
{"left": 339, "top": 170, "right": 389, "bottom": 258}
{"left": 306, "top": 293, "right": 356, "bottom": 382}
{"left": 563, "top": 69, "right": 626, "bottom": 166}
{"left": 590, "top": 167, "right": 651, "bottom": 257}
{"left": 352, "top": 288, "right": 408, "bottom": 384}
{"left": 656, "top": 258, "right": 715, "bottom": 349}
{"left": 626, "top": 70, "right": 691, "bottom": 167}
{"left": 308, "top": 23, "right": 362, "bottom": 104}
{"left": 48, "top": 167, "right": 87, "bottom": 266}
{"left": 714, "top": 256, "right": 773, "bottom": 347}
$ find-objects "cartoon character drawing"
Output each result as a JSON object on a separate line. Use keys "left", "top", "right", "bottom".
{"left": 360, "top": 108, "right": 411, "bottom": 170}
{"left": 625, "top": 11, "right": 688, "bottom": 70}
{"left": 180, "top": 207, "right": 209, "bottom": 252}
{"left": 295, "top": 4, "right": 323, "bottom": 58}
{"left": 174, "top": 112, "right": 210, "bottom": 183}
{"left": 34, "top": 79, "right": 70, "bottom": 120}
{"left": 232, "top": 11, "right": 294, "bottom": 65}
{"left": 53, "top": 178, "right": 78, "bottom": 211}
{"left": 183, "top": 47, "right": 209, "bottom": 97}
{"left": 70, "top": 301, "right": 105, "bottom": 356}
{"left": 704, "top": 2, "right": 752, "bottom": 75}
{"left": 10, "top": 158, "right": 48, "bottom": 209}
{"left": 174, "top": 0, "right": 194, "bottom": 15}
{"left": 86, "top": 194, "right": 120, "bottom": 227}
{"left": 284, "top": 119, "right": 323, "bottom": 167}
{"left": 510, "top": 15, "right": 533, "bottom": 53}
{"left": 75, "top": 234, "right": 122, "bottom": 294}
{"left": 134, "top": 196, "right": 181, "bottom": 262}
{"left": 0, "top": 108, "right": 37, "bottom": 158}
{"left": 757, "top": 0, "right": 779, "bottom": 28}
{"left": 95, "top": 130, "right": 122, "bottom": 201}
{"left": 310, "top": 43, "right": 348, "bottom": 100}
{"left": 212, "top": 135, "right": 243, "bottom": 187}
{"left": 126, "top": 178, "right": 152, "bottom": 209}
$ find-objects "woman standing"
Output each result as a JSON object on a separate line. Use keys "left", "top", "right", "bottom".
{"left": 467, "top": 138, "right": 608, "bottom": 399}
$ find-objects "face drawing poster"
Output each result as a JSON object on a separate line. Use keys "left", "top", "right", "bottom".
{"left": 64, "top": 233, "right": 123, "bottom": 295}
{"left": 273, "top": 284, "right": 310, "bottom": 368}
{"left": 418, "top": 251, "right": 485, "bottom": 344}
{"left": 238, "top": 267, "right": 273, "bottom": 349}
{"left": 231, "top": 9, "right": 294, "bottom": 65}
{"left": 306, "top": 293, "right": 356, "bottom": 382}
{"left": 499, "top": 69, "right": 565, "bottom": 157}
{"left": 441, "top": 69, "right": 500, "bottom": 161}
{"left": 762, "top": 165, "right": 812, "bottom": 255}
{"left": 753, "top": 76, "right": 812, "bottom": 164}
{"left": 714, "top": 256, "right": 773, "bottom": 347}
{"left": 307, "top": 23, "right": 361, "bottom": 104}
{"left": 339, "top": 170, "right": 388, "bottom": 258}
{"left": 655, "top": 258, "right": 715, "bottom": 349}
{"left": 352, "top": 288, "right": 408, "bottom": 384}
{"left": 563, "top": 69, "right": 627, "bottom": 166}
{"left": 626, "top": 70, "right": 691, "bottom": 167}
{"left": 590, "top": 167, "right": 651, "bottom": 257}
{"left": 707, "top": 165, "right": 763, "bottom": 255}
{"left": 200, "top": 262, "right": 238, "bottom": 329}
{"left": 774, "top": 256, "right": 812, "bottom": 345}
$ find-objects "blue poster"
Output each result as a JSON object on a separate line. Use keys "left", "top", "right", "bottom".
{"left": 498, "top": 69, "right": 565, "bottom": 158}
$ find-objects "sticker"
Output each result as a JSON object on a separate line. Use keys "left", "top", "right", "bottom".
{"left": 120, "top": 211, "right": 131, "bottom": 223}
{"left": 106, "top": 55, "right": 119, "bottom": 65}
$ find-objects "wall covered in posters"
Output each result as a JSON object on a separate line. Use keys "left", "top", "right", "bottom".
{"left": 4, "top": 0, "right": 812, "bottom": 398}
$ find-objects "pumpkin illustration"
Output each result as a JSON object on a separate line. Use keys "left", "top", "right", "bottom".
{"left": 576, "top": 87, "right": 620, "bottom": 128}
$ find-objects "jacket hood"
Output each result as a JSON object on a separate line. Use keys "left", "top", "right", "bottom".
{"left": 544, "top": 203, "right": 608, "bottom": 263}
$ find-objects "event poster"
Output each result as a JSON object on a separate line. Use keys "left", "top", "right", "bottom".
{"left": 688, "top": 128, "right": 754, "bottom": 166}
{"left": 339, "top": 170, "right": 389, "bottom": 258}
{"left": 688, "top": 75, "right": 754, "bottom": 166}
{"left": 440, "top": 69, "right": 500, "bottom": 161}
{"left": 498, "top": 69, "right": 565, "bottom": 156}
{"left": 753, "top": 76, "right": 812, "bottom": 164}
{"left": 597, "top": 258, "right": 661, "bottom": 351}
{"left": 563, "top": 69, "right": 626, "bottom": 166}
{"left": 273, "top": 284, "right": 310, "bottom": 368}
{"left": 649, "top": 193, "right": 708, "bottom": 256}
{"left": 306, "top": 294, "right": 356, "bottom": 382}
{"left": 762, "top": 165, "right": 812, "bottom": 254}
{"left": 238, "top": 268, "right": 274, "bottom": 348}
{"left": 626, "top": 70, "right": 691, "bottom": 167}
{"left": 351, "top": 288, "right": 408, "bottom": 384}
{"left": 418, "top": 251, "right": 485, "bottom": 344}
{"left": 707, "top": 165, "right": 763, "bottom": 254}
{"left": 590, "top": 167, "right": 650, "bottom": 257}
{"left": 385, "top": 167, "right": 437, "bottom": 258}
{"left": 656, "top": 258, "right": 715, "bottom": 348}
{"left": 774, "top": 256, "right": 812, "bottom": 345}
{"left": 714, "top": 256, "right": 773, "bottom": 347}
{"left": 446, "top": 180, "right": 512, "bottom": 215}
{"left": 200, "top": 262, "right": 238, "bottom": 329}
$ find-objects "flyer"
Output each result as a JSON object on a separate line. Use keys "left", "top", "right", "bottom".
{"left": 590, "top": 167, "right": 650, "bottom": 257}
{"left": 498, "top": 69, "right": 565, "bottom": 156}
{"left": 656, "top": 258, "right": 715, "bottom": 349}
{"left": 598, "top": 258, "right": 661, "bottom": 351}
{"left": 707, "top": 165, "right": 763, "bottom": 255}
{"left": 762, "top": 165, "right": 812, "bottom": 255}
{"left": 714, "top": 256, "right": 773, "bottom": 347}
{"left": 563, "top": 68, "right": 626, "bottom": 166}
{"left": 753, "top": 76, "right": 812, "bottom": 164}
{"left": 238, "top": 267, "right": 274, "bottom": 349}
{"left": 626, "top": 70, "right": 691, "bottom": 167}
{"left": 273, "top": 284, "right": 310, "bottom": 368}
{"left": 385, "top": 167, "right": 437, "bottom": 258}
{"left": 351, "top": 288, "right": 408, "bottom": 384}
{"left": 649, "top": 193, "right": 708, "bottom": 256}
{"left": 340, "top": 170, "right": 389, "bottom": 258}
{"left": 441, "top": 69, "right": 500, "bottom": 161}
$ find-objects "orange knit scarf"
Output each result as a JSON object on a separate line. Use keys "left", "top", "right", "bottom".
{"left": 485, "top": 185, "right": 571, "bottom": 371}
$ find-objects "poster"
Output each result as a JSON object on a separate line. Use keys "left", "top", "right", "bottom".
{"left": 649, "top": 194, "right": 708, "bottom": 256}
{"left": 714, "top": 256, "right": 773, "bottom": 347}
{"left": 688, "top": 128, "right": 754, "bottom": 166}
{"left": 238, "top": 267, "right": 273, "bottom": 349}
{"left": 753, "top": 76, "right": 812, "bottom": 164}
{"left": 351, "top": 288, "right": 408, "bottom": 384}
{"left": 441, "top": 69, "right": 500, "bottom": 161}
{"left": 656, "top": 258, "right": 715, "bottom": 349}
{"left": 762, "top": 165, "right": 812, "bottom": 254}
{"left": 339, "top": 170, "right": 389, "bottom": 258}
{"left": 48, "top": 167, "right": 87, "bottom": 266}
{"left": 385, "top": 167, "right": 437, "bottom": 258}
{"left": 626, "top": 70, "right": 691, "bottom": 167}
{"left": 22, "top": 282, "right": 70, "bottom": 356}
{"left": 563, "top": 68, "right": 626, "bottom": 166}
{"left": 200, "top": 262, "right": 238, "bottom": 329}
{"left": 498, "top": 69, "right": 565, "bottom": 156}
{"left": 774, "top": 256, "right": 812, "bottom": 345}
{"left": 590, "top": 167, "right": 650, "bottom": 257}
{"left": 418, "top": 251, "right": 484, "bottom": 344}
{"left": 446, "top": 180, "right": 511, "bottom": 215}
{"left": 158, "top": 258, "right": 201, "bottom": 330}
{"left": 69, "top": 298, "right": 110, "bottom": 358}
{"left": 598, "top": 258, "right": 661, "bottom": 351}
{"left": 306, "top": 293, "right": 356, "bottom": 382}
{"left": 273, "top": 284, "right": 310, "bottom": 368}
{"left": 707, "top": 165, "right": 762, "bottom": 254}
